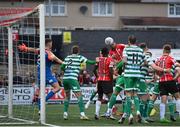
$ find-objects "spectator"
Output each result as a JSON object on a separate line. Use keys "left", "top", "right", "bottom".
{"left": 78, "top": 72, "right": 84, "bottom": 86}
{"left": 90, "top": 74, "right": 97, "bottom": 86}
{"left": 83, "top": 70, "right": 91, "bottom": 86}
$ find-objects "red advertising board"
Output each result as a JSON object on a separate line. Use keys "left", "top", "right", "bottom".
{"left": 45, "top": 87, "right": 65, "bottom": 101}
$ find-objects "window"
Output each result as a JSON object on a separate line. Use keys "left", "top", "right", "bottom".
{"left": 168, "top": 4, "right": 180, "bottom": 17}
{"left": 92, "top": 2, "right": 113, "bottom": 16}
{"left": 45, "top": 27, "right": 65, "bottom": 35}
{"left": 45, "top": 1, "right": 66, "bottom": 16}
{"left": 19, "top": 27, "right": 36, "bottom": 35}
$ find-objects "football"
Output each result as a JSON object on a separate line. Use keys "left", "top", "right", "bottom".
{"left": 105, "top": 37, "right": 114, "bottom": 45}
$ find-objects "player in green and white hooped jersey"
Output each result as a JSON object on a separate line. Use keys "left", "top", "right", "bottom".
{"left": 61, "top": 45, "right": 96, "bottom": 120}
{"left": 122, "top": 36, "right": 169, "bottom": 124}
{"left": 122, "top": 35, "right": 145, "bottom": 124}
{"left": 138, "top": 43, "right": 171, "bottom": 123}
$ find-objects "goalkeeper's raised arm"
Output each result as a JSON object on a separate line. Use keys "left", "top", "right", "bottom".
{"left": 18, "top": 38, "right": 63, "bottom": 65}
{"left": 18, "top": 43, "right": 39, "bottom": 53}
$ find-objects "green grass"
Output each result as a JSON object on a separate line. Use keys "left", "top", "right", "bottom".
{"left": 0, "top": 104, "right": 180, "bottom": 126}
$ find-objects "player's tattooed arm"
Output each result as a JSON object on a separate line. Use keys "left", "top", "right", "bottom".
{"left": 51, "top": 54, "right": 63, "bottom": 65}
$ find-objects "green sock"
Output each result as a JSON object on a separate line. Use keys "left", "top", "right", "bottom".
{"left": 168, "top": 101, "right": 175, "bottom": 116}
{"left": 147, "top": 100, "right": 154, "bottom": 116}
{"left": 90, "top": 91, "right": 96, "bottom": 101}
{"left": 133, "top": 96, "right": 140, "bottom": 112}
{"left": 126, "top": 96, "right": 132, "bottom": 116}
{"left": 64, "top": 99, "right": 69, "bottom": 112}
{"left": 143, "top": 102, "right": 148, "bottom": 118}
{"left": 139, "top": 100, "right": 144, "bottom": 116}
{"left": 122, "top": 101, "right": 126, "bottom": 113}
{"left": 78, "top": 96, "right": 84, "bottom": 113}
{"left": 108, "top": 93, "right": 117, "bottom": 109}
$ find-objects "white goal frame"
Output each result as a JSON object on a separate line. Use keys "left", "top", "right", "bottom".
{"left": 0, "top": 4, "right": 46, "bottom": 125}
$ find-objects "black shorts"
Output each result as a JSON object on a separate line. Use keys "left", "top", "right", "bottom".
{"left": 178, "top": 83, "right": 180, "bottom": 92}
{"left": 159, "top": 80, "right": 179, "bottom": 96}
{"left": 97, "top": 81, "right": 113, "bottom": 100}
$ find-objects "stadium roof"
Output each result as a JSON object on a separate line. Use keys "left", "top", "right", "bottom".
{"left": 121, "top": 17, "right": 180, "bottom": 27}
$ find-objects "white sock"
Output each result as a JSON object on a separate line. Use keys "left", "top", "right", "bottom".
{"left": 107, "top": 108, "right": 112, "bottom": 114}
{"left": 176, "top": 99, "right": 180, "bottom": 116}
{"left": 64, "top": 112, "right": 68, "bottom": 116}
{"left": 107, "top": 102, "right": 110, "bottom": 108}
{"left": 122, "top": 113, "right": 127, "bottom": 118}
{"left": 130, "top": 114, "right": 133, "bottom": 118}
{"left": 80, "top": 112, "right": 85, "bottom": 116}
{"left": 95, "top": 100, "right": 101, "bottom": 116}
{"left": 137, "top": 110, "right": 141, "bottom": 115}
{"left": 160, "top": 103, "right": 165, "bottom": 120}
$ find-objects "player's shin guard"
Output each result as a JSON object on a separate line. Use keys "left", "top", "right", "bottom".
{"left": 175, "top": 99, "right": 180, "bottom": 116}
{"left": 64, "top": 99, "right": 70, "bottom": 112}
{"left": 77, "top": 96, "right": 85, "bottom": 113}
{"left": 46, "top": 91, "right": 55, "bottom": 101}
{"left": 147, "top": 100, "right": 154, "bottom": 116}
{"left": 126, "top": 96, "right": 132, "bottom": 116}
{"left": 133, "top": 96, "right": 140, "bottom": 114}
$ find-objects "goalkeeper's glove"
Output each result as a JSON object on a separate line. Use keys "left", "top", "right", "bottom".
{"left": 18, "top": 43, "right": 28, "bottom": 52}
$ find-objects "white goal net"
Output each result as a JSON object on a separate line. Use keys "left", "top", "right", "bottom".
{"left": 0, "top": 5, "right": 45, "bottom": 125}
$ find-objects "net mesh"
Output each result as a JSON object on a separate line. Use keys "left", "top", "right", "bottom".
{"left": 0, "top": 7, "right": 40, "bottom": 124}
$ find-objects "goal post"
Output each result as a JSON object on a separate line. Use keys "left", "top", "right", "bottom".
{"left": 39, "top": 4, "right": 46, "bottom": 124}
{"left": 0, "top": 4, "right": 46, "bottom": 125}
{"left": 8, "top": 26, "right": 13, "bottom": 119}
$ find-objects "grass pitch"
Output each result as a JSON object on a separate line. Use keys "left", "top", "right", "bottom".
{"left": 0, "top": 104, "right": 180, "bottom": 126}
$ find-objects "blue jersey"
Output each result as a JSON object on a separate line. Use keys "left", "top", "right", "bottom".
{"left": 37, "top": 50, "right": 57, "bottom": 85}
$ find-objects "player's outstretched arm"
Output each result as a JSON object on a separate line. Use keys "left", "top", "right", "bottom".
{"left": 174, "top": 68, "right": 180, "bottom": 80}
{"left": 116, "top": 61, "right": 124, "bottom": 70}
{"left": 86, "top": 59, "right": 96, "bottom": 65}
{"left": 150, "top": 63, "right": 170, "bottom": 73}
{"left": 50, "top": 53, "right": 63, "bottom": 65}
{"left": 60, "top": 64, "right": 66, "bottom": 71}
{"left": 175, "top": 62, "right": 180, "bottom": 67}
{"left": 18, "top": 43, "right": 39, "bottom": 53}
